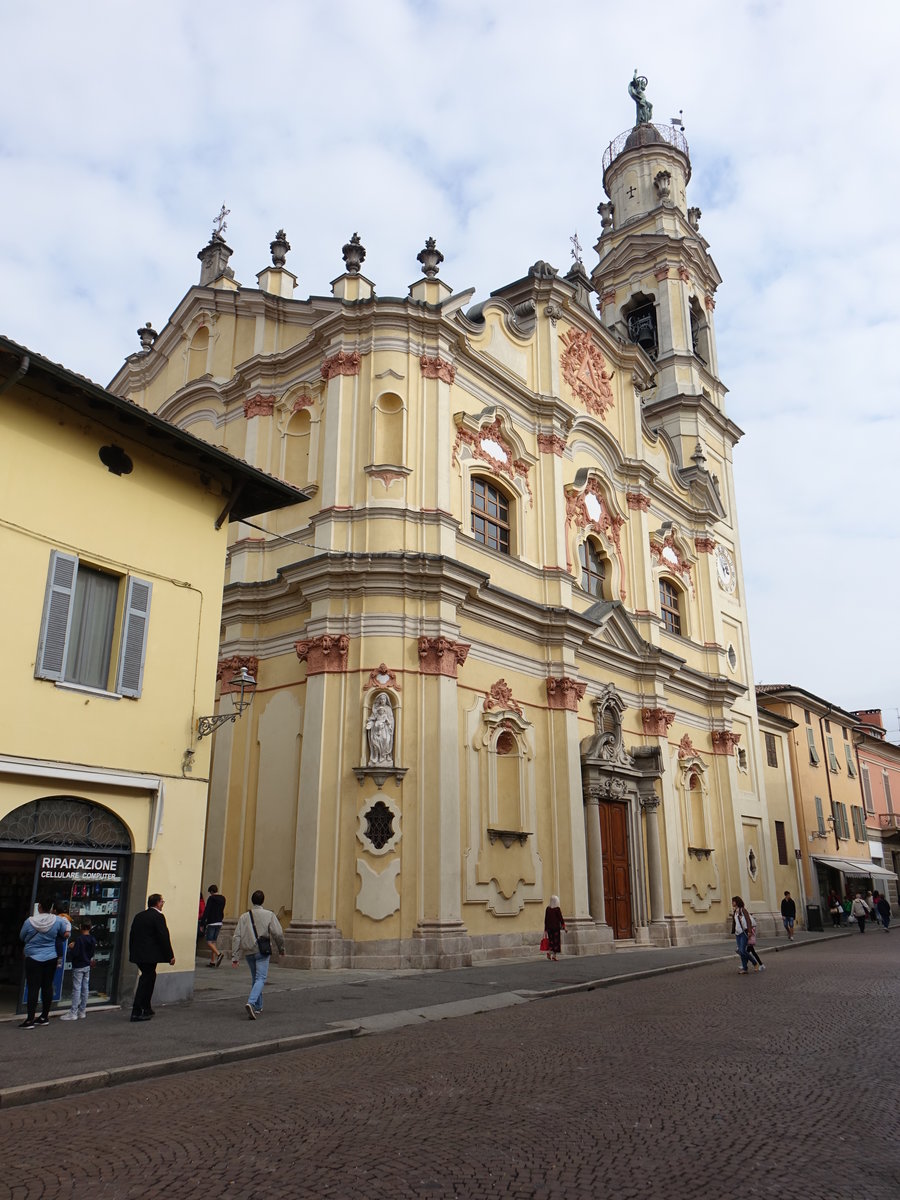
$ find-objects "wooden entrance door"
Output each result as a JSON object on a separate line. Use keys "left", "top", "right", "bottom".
{"left": 598, "top": 800, "right": 632, "bottom": 939}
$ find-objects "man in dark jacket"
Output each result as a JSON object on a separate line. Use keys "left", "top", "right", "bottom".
{"left": 128, "top": 894, "right": 175, "bottom": 1022}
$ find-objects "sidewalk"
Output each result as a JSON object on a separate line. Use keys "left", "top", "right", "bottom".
{"left": 0, "top": 930, "right": 848, "bottom": 1109}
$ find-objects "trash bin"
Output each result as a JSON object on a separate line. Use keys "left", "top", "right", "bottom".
{"left": 806, "top": 903, "right": 823, "bottom": 932}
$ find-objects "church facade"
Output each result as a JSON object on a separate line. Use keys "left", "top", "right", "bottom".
{"left": 110, "top": 84, "right": 795, "bottom": 966}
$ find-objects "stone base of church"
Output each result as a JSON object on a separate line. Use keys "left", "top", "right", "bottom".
{"left": 664, "top": 915, "right": 697, "bottom": 946}
{"left": 647, "top": 920, "right": 673, "bottom": 947}
{"left": 563, "top": 916, "right": 615, "bottom": 955}
{"left": 282, "top": 921, "right": 350, "bottom": 969}
{"left": 408, "top": 921, "right": 473, "bottom": 969}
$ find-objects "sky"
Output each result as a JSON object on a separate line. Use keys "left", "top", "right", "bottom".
{"left": 2, "top": 0, "right": 898, "bottom": 733}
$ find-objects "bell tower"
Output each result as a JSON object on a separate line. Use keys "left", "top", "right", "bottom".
{"left": 592, "top": 74, "right": 723, "bottom": 416}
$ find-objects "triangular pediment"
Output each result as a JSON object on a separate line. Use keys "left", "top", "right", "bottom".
{"left": 582, "top": 599, "right": 655, "bottom": 658}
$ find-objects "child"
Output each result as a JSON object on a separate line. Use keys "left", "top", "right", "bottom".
{"left": 61, "top": 920, "right": 96, "bottom": 1020}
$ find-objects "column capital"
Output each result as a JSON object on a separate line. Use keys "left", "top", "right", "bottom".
{"left": 418, "top": 636, "right": 470, "bottom": 678}
{"left": 295, "top": 634, "right": 349, "bottom": 674}
{"left": 546, "top": 676, "right": 586, "bottom": 711}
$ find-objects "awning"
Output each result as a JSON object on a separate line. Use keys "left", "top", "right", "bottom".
{"left": 811, "top": 854, "right": 898, "bottom": 880}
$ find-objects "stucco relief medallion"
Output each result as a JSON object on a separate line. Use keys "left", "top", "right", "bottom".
{"left": 560, "top": 329, "right": 614, "bottom": 419}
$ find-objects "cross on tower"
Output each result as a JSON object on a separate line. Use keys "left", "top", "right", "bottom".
{"left": 627, "top": 186, "right": 636, "bottom": 198}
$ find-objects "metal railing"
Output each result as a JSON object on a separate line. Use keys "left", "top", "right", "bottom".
{"left": 602, "top": 124, "right": 690, "bottom": 174}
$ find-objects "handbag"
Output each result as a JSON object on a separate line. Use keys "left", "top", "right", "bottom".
{"left": 539, "top": 935, "right": 549, "bottom": 952}
{"left": 248, "top": 910, "right": 272, "bottom": 956}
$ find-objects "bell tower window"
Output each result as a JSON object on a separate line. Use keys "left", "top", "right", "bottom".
{"left": 579, "top": 539, "right": 606, "bottom": 598}
{"left": 689, "top": 297, "right": 709, "bottom": 364}
{"left": 622, "top": 293, "right": 657, "bottom": 359}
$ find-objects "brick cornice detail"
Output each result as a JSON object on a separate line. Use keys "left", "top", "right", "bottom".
{"left": 599, "top": 289, "right": 617, "bottom": 307}
{"left": 705, "top": 294, "right": 716, "bottom": 311}
{"left": 694, "top": 537, "right": 717, "bottom": 554}
{"left": 546, "top": 677, "right": 587, "bottom": 711}
{"left": 678, "top": 266, "right": 691, "bottom": 283}
{"left": 243, "top": 394, "right": 276, "bottom": 418}
{"left": 654, "top": 266, "right": 671, "bottom": 282}
{"left": 711, "top": 730, "right": 741, "bottom": 756}
{"left": 537, "top": 433, "right": 567, "bottom": 456}
{"left": 420, "top": 355, "right": 456, "bottom": 383}
{"left": 217, "top": 655, "right": 259, "bottom": 692}
{"left": 295, "top": 634, "right": 350, "bottom": 674}
{"left": 321, "top": 351, "right": 361, "bottom": 380}
{"left": 417, "top": 637, "right": 470, "bottom": 678}
{"left": 642, "top": 707, "right": 675, "bottom": 736}
{"left": 626, "top": 492, "right": 651, "bottom": 511}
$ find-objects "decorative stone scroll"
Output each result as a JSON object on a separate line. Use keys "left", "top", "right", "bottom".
{"left": 321, "top": 350, "right": 361, "bottom": 380}
{"left": 292, "top": 394, "right": 314, "bottom": 411}
{"left": 711, "top": 730, "right": 741, "bottom": 756}
{"left": 678, "top": 266, "right": 691, "bottom": 283}
{"left": 420, "top": 355, "right": 456, "bottom": 383}
{"left": 217, "top": 656, "right": 259, "bottom": 692}
{"left": 243, "top": 394, "right": 276, "bottom": 418}
{"left": 537, "top": 433, "right": 567, "bottom": 457}
{"left": 642, "top": 707, "right": 675, "bottom": 736}
{"left": 483, "top": 679, "right": 524, "bottom": 717}
{"left": 654, "top": 266, "right": 671, "bottom": 282}
{"left": 418, "top": 637, "right": 470, "bottom": 678}
{"left": 705, "top": 294, "right": 716, "bottom": 311}
{"left": 677, "top": 733, "right": 697, "bottom": 759}
{"left": 626, "top": 492, "right": 651, "bottom": 511}
{"left": 546, "top": 677, "right": 586, "bottom": 711}
{"left": 366, "top": 663, "right": 400, "bottom": 692}
{"left": 295, "top": 634, "right": 349, "bottom": 674}
{"left": 564, "top": 475, "right": 627, "bottom": 600}
{"left": 452, "top": 414, "right": 533, "bottom": 507}
{"left": 560, "top": 328, "right": 614, "bottom": 419}
{"left": 694, "top": 537, "right": 716, "bottom": 554}
{"left": 649, "top": 525, "right": 694, "bottom": 596}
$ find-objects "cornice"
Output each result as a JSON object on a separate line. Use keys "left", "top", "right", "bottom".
{"left": 642, "top": 391, "right": 744, "bottom": 447}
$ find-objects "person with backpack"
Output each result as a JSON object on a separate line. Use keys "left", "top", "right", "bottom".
{"left": 231, "top": 889, "right": 285, "bottom": 1019}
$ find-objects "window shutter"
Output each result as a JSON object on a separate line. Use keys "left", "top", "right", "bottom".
{"left": 884, "top": 773, "right": 894, "bottom": 816}
{"left": 826, "top": 736, "right": 840, "bottom": 773}
{"left": 844, "top": 743, "right": 857, "bottom": 777}
{"left": 861, "top": 766, "right": 873, "bottom": 812}
{"left": 35, "top": 551, "right": 78, "bottom": 680}
{"left": 838, "top": 803, "right": 850, "bottom": 840}
{"left": 116, "top": 577, "right": 152, "bottom": 697}
{"left": 806, "top": 726, "right": 820, "bottom": 765}
{"left": 815, "top": 795, "right": 825, "bottom": 834}
{"left": 775, "top": 820, "right": 788, "bottom": 865}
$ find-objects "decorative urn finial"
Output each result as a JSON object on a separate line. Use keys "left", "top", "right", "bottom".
{"left": 342, "top": 232, "right": 366, "bottom": 275}
{"left": 137, "top": 321, "right": 158, "bottom": 352}
{"left": 417, "top": 236, "right": 444, "bottom": 278}
{"left": 270, "top": 229, "right": 291, "bottom": 267}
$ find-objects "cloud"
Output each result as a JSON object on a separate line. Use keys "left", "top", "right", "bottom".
{"left": 1, "top": 0, "right": 897, "bottom": 726}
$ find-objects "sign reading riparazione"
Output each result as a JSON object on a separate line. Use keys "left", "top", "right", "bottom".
{"left": 39, "top": 855, "right": 121, "bottom": 880}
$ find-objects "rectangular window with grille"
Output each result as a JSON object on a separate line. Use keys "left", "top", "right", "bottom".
{"left": 764, "top": 732, "right": 778, "bottom": 768}
{"left": 35, "top": 550, "right": 152, "bottom": 698}
{"left": 775, "top": 820, "right": 788, "bottom": 864}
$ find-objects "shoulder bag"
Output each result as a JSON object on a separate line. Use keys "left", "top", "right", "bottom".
{"left": 248, "top": 910, "right": 272, "bottom": 956}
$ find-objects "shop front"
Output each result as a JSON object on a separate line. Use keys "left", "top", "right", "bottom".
{"left": 0, "top": 798, "right": 132, "bottom": 1016}
{"left": 811, "top": 853, "right": 899, "bottom": 914}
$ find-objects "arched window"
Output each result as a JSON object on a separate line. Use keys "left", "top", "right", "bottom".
{"left": 659, "top": 578, "right": 682, "bottom": 635}
{"left": 578, "top": 539, "right": 606, "bottom": 598}
{"left": 471, "top": 477, "right": 511, "bottom": 555}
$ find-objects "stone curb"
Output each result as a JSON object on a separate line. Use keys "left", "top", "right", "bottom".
{"left": 0, "top": 1026, "right": 359, "bottom": 1111}
{"left": 0, "top": 932, "right": 850, "bottom": 1110}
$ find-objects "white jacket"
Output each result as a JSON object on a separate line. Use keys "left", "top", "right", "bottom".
{"left": 231, "top": 905, "right": 284, "bottom": 961}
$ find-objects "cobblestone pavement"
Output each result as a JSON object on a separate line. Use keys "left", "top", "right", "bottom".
{"left": 1, "top": 935, "right": 898, "bottom": 1200}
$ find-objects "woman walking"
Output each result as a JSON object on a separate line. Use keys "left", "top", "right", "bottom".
{"left": 543, "top": 895, "right": 567, "bottom": 961}
{"left": 731, "top": 896, "right": 754, "bottom": 974}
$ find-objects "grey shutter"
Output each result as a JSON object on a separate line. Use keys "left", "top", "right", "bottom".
{"left": 116, "top": 577, "right": 152, "bottom": 697}
{"left": 35, "top": 551, "right": 78, "bottom": 680}
{"left": 814, "top": 795, "right": 825, "bottom": 834}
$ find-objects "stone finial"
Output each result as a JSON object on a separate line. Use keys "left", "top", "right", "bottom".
{"left": 654, "top": 170, "right": 672, "bottom": 202}
{"left": 137, "top": 321, "right": 158, "bottom": 352}
{"left": 342, "top": 232, "right": 366, "bottom": 275}
{"left": 687, "top": 207, "right": 702, "bottom": 231}
{"left": 417, "top": 237, "right": 444, "bottom": 278}
{"left": 270, "top": 229, "right": 291, "bottom": 267}
{"left": 691, "top": 442, "right": 707, "bottom": 468}
{"left": 198, "top": 234, "right": 234, "bottom": 286}
{"left": 529, "top": 260, "right": 558, "bottom": 279}
{"left": 597, "top": 201, "right": 615, "bottom": 231}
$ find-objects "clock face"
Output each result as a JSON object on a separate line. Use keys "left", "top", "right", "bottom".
{"left": 716, "top": 545, "right": 736, "bottom": 593}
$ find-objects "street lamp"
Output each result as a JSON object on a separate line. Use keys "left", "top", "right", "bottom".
{"left": 197, "top": 668, "right": 257, "bottom": 739}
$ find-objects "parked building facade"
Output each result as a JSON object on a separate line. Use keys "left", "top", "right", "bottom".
{"left": 852, "top": 709, "right": 900, "bottom": 909}
{"left": 0, "top": 337, "right": 305, "bottom": 1014}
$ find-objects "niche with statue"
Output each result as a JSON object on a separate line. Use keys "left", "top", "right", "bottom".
{"left": 353, "top": 675, "right": 407, "bottom": 789}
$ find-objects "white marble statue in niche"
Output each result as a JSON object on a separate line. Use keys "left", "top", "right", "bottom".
{"left": 366, "top": 692, "right": 395, "bottom": 766}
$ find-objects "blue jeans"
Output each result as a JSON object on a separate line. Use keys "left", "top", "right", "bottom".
{"left": 735, "top": 932, "right": 752, "bottom": 970}
{"left": 246, "top": 953, "right": 270, "bottom": 1011}
{"left": 70, "top": 966, "right": 90, "bottom": 1015}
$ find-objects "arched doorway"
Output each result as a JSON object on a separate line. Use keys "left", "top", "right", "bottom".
{"left": 0, "top": 797, "right": 132, "bottom": 1014}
